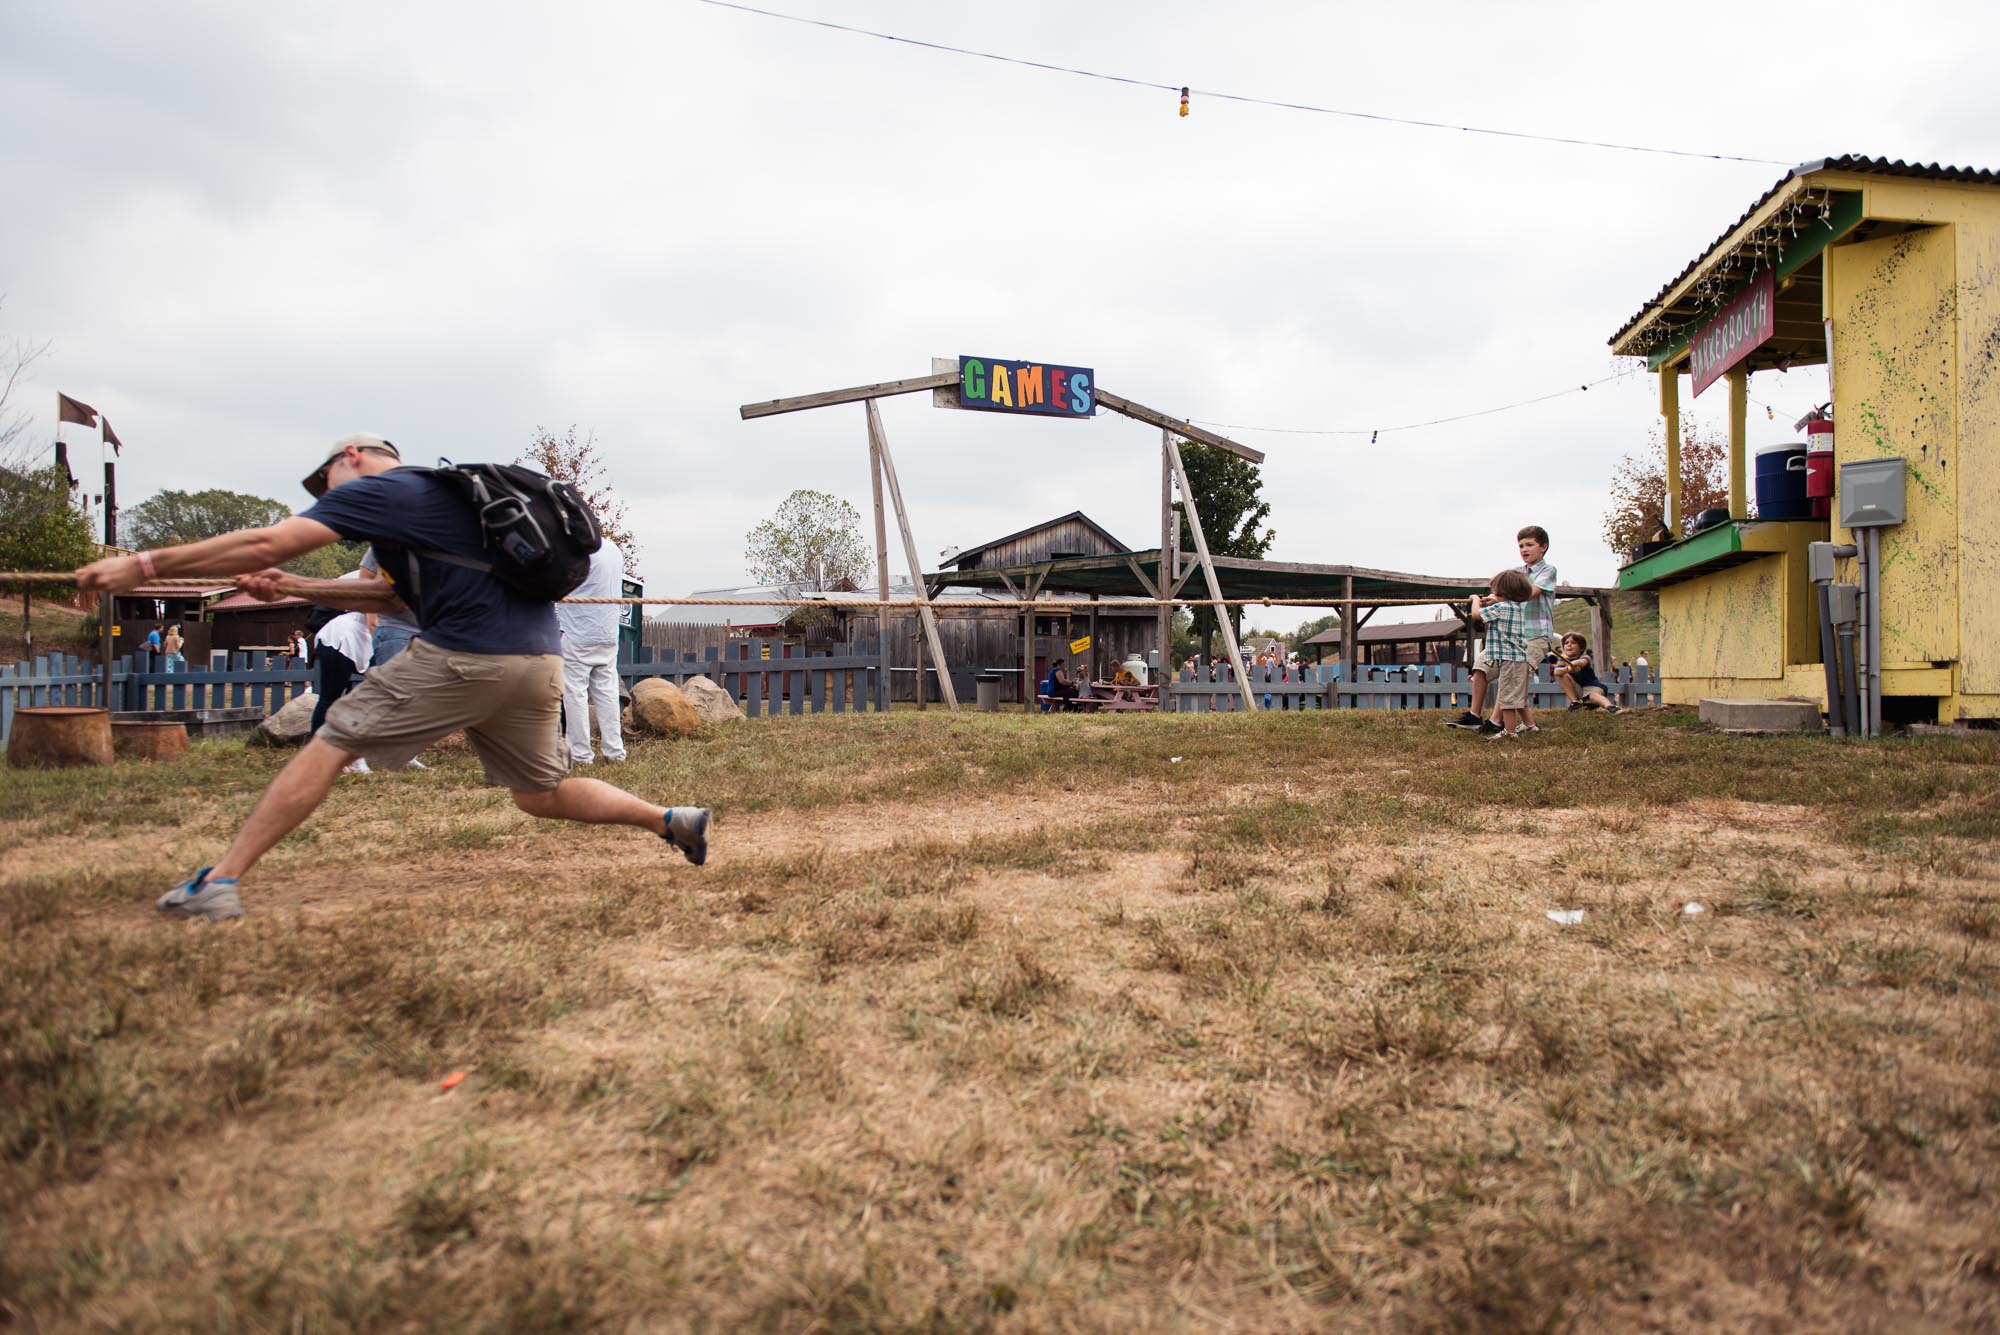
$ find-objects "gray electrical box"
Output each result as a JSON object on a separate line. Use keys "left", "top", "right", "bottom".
{"left": 1839, "top": 457, "right": 1907, "bottom": 529}
{"left": 1827, "top": 583, "right": 1859, "bottom": 625}
{"left": 1807, "top": 540, "right": 1857, "bottom": 583}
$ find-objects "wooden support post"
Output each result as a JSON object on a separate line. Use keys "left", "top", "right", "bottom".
{"left": 1341, "top": 575, "right": 1358, "bottom": 707}
{"left": 869, "top": 419, "right": 892, "bottom": 712}
{"left": 1659, "top": 370, "right": 1682, "bottom": 535}
{"left": 1157, "top": 434, "right": 1173, "bottom": 684}
{"left": 914, "top": 627, "right": 927, "bottom": 710}
{"left": 865, "top": 400, "right": 957, "bottom": 711}
{"left": 1088, "top": 598, "right": 1100, "bottom": 681}
{"left": 1163, "top": 430, "right": 1257, "bottom": 711}
{"left": 1589, "top": 596, "right": 1614, "bottom": 677}
{"left": 1727, "top": 366, "right": 1748, "bottom": 520}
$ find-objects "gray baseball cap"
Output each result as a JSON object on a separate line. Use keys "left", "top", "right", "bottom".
{"left": 303, "top": 433, "right": 400, "bottom": 498}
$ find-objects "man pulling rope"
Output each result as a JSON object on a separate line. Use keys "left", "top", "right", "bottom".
{"left": 73, "top": 433, "right": 711, "bottom": 923}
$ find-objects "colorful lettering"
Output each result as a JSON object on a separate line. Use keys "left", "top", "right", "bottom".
{"left": 1069, "top": 372, "right": 1091, "bottom": 413}
{"left": 990, "top": 366, "right": 1013, "bottom": 407}
{"left": 1016, "top": 365, "right": 1045, "bottom": 406}
{"left": 1051, "top": 368, "right": 1069, "bottom": 411}
{"left": 962, "top": 358, "right": 986, "bottom": 402}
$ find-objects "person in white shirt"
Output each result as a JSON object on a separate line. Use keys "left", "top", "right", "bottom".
{"left": 310, "top": 609, "right": 374, "bottom": 741}
{"left": 556, "top": 538, "right": 628, "bottom": 765}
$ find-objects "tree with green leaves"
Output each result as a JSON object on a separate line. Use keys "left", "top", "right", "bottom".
{"left": 124, "top": 488, "right": 365, "bottom": 577}
{"left": 0, "top": 464, "right": 97, "bottom": 654}
{"left": 745, "top": 489, "right": 870, "bottom": 591}
{"left": 1175, "top": 439, "right": 1275, "bottom": 659}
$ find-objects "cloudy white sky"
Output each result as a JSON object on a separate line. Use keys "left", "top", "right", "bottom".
{"left": 4, "top": 2, "right": 1995, "bottom": 627}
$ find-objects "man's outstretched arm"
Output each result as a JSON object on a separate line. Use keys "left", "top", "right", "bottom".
{"left": 76, "top": 516, "right": 343, "bottom": 594}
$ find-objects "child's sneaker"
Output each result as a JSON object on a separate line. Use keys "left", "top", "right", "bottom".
{"left": 156, "top": 867, "right": 244, "bottom": 923}
{"left": 1475, "top": 720, "right": 1505, "bottom": 737}
{"left": 1486, "top": 726, "right": 1512, "bottom": 742}
{"left": 1444, "top": 710, "right": 1484, "bottom": 730}
{"left": 1566, "top": 701, "right": 1586, "bottom": 711}
{"left": 1518, "top": 722, "right": 1541, "bottom": 734}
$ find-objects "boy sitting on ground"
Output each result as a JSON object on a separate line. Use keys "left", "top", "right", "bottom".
{"left": 1553, "top": 633, "right": 1622, "bottom": 713}
{"left": 1465, "top": 569, "right": 1538, "bottom": 741}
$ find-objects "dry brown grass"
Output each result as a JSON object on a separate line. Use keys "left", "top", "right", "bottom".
{"left": 3, "top": 709, "right": 1998, "bottom": 1330}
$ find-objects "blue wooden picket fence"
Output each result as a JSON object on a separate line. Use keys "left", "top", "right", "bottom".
{"left": 1167, "top": 661, "right": 1661, "bottom": 713}
{"left": 3, "top": 643, "right": 1662, "bottom": 744}
{"left": 1, "top": 650, "right": 314, "bottom": 745}
{"left": 619, "top": 639, "right": 887, "bottom": 718}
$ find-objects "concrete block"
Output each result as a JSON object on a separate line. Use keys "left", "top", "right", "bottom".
{"left": 1698, "top": 697, "right": 1823, "bottom": 733}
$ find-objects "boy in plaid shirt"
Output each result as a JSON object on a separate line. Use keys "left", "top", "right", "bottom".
{"left": 1468, "top": 568, "right": 1538, "bottom": 740}
{"left": 1448, "top": 525, "right": 1557, "bottom": 737}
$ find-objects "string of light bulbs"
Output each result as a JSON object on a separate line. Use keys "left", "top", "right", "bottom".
{"left": 1190, "top": 367, "right": 1645, "bottom": 440}
{"left": 691, "top": 0, "right": 1791, "bottom": 165}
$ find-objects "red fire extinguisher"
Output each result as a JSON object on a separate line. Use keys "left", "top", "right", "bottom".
{"left": 1801, "top": 404, "right": 1835, "bottom": 518}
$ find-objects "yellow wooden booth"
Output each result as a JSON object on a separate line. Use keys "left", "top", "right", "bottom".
{"left": 1611, "top": 156, "right": 2000, "bottom": 724}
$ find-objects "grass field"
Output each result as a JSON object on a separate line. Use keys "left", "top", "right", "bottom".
{"left": 3, "top": 708, "right": 1997, "bottom": 1331}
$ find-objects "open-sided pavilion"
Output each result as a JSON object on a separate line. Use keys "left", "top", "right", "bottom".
{"left": 928, "top": 549, "right": 1618, "bottom": 705}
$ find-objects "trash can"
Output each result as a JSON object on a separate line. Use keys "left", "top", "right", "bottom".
{"left": 975, "top": 672, "right": 1001, "bottom": 713}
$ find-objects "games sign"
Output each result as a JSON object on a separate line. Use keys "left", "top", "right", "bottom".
{"left": 1689, "top": 269, "right": 1775, "bottom": 397}
{"left": 945, "top": 355, "right": 1096, "bottom": 418}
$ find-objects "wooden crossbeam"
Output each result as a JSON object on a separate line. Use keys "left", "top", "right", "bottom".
{"left": 741, "top": 372, "right": 957, "bottom": 420}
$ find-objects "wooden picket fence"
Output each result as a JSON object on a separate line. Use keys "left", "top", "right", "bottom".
{"left": 1167, "top": 662, "right": 1662, "bottom": 713}
{"left": 3, "top": 645, "right": 1661, "bottom": 745}
{"left": 1, "top": 650, "right": 315, "bottom": 745}
{"left": 619, "top": 639, "right": 887, "bottom": 718}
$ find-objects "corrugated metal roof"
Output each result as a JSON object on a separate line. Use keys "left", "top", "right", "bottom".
{"left": 1610, "top": 155, "right": 2000, "bottom": 348}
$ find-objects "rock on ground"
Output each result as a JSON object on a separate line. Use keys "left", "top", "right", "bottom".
{"left": 679, "top": 675, "right": 746, "bottom": 725}
{"left": 253, "top": 690, "right": 318, "bottom": 747}
{"left": 628, "top": 678, "right": 703, "bottom": 738}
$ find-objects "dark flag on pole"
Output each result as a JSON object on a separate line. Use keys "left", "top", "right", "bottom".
{"left": 101, "top": 417, "right": 123, "bottom": 456}
{"left": 57, "top": 392, "right": 100, "bottom": 427}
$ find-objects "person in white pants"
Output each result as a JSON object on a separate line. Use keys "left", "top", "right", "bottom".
{"left": 557, "top": 537, "right": 628, "bottom": 765}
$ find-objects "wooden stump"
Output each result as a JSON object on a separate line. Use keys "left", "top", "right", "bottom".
{"left": 6, "top": 707, "right": 115, "bottom": 769}
{"left": 113, "top": 720, "right": 190, "bottom": 762}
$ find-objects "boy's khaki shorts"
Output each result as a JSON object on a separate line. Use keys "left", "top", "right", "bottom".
{"left": 1493, "top": 659, "right": 1531, "bottom": 711}
{"left": 1475, "top": 635, "right": 1550, "bottom": 677}
{"left": 318, "top": 638, "right": 569, "bottom": 792}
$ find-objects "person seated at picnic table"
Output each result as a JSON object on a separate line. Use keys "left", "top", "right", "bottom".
{"left": 1041, "top": 658, "right": 1080, "bottom": 712}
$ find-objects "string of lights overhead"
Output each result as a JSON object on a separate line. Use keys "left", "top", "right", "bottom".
{"left": 691, "top": 0, "right": 1792, "bottom": 166}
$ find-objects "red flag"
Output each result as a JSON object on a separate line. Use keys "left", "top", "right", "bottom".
{"left": 57, "top": 393, "right": 99, "bottom": 427}
{"left": 101, "top": 417, "right": 123, "bottom": 456}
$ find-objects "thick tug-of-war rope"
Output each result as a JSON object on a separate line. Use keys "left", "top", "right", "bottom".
{"left": 0, "top": 570, "right": 1484, "bottom": 609}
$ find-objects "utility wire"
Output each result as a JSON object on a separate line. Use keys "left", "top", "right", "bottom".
{"left": 1192, "top": 368, "right": 1644, "bottom": 438}
{"left": 691, "top": 0, "right": 1791, "bottom": 166}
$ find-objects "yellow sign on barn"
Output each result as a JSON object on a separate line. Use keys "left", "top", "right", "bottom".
{"left": 1069, "top": 636, "right": 1091, "bottom": 655}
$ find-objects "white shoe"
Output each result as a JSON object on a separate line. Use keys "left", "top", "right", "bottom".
{"left": 343, "top": 758, "right": 372, "bottom": 775}
{"left": 404, "top": 758, "right": 427, "bottom": 770}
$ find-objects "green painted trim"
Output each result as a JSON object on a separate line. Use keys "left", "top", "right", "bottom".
{"left": 1775, "top": 190, "right": 1863, "bottom": 281}
{"left": 1616, "top": 522, "right": 1742, "bottom": 590}
{"left": 1643, "top": 191, "right": 1864, "bottom": 372}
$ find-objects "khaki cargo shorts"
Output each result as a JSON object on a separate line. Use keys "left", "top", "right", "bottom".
{"left": 1475, "top": 634, "right": 1550, "bottom": 677}
{"left": 1493, "top": 659, "right": 1532, "bottom": 710}
{"left": 318, "top": 638, "right": 569, "bottom": 792}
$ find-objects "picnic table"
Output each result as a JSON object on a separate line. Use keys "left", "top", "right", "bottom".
{"left": 1090, "top": 681, "right": 1160, "bottom": 713}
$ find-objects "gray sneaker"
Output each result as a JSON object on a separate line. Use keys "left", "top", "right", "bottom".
{"left": 662, "top": 807, "right": 710, "bottom": 866}
{"left": 157, "top": 867, "right": 244, "bottom": 922}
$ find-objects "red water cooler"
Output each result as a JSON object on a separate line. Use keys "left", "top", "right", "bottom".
{"left": 1804, "top": 417, "right": 1835, "bottom": 518}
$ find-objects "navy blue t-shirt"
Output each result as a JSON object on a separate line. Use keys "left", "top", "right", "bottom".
{"left": 302, "top": 469, "right": 561, "bottom": 656}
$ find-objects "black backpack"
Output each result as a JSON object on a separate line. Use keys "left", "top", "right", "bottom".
{"left": 379, "top": 463, "right": 604, "bottom": 612}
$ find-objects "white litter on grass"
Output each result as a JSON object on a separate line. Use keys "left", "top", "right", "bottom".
{"left": 1169, "top": 756, "right": 1183, "bottom": 763}
{"left": 1682, "top": 901, "right": 1706, "bottom": 916}
{"left": 1545, "top": 909, "right": 1585, "bottom": 925}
